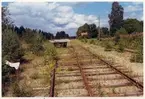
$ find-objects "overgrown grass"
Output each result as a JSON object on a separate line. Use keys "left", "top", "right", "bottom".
{"left": 30, "top": 72, "right": 39, "bottom": 79}
{"left": 12, "top": 82, "right": 32, "bottom": 97}
{"left": 104, "top": 42, "right": 113, "bottom": 51}
{"left": 115, "top": 43, "right": 124, "bottom": 53}
{"left": 78, "top": 35, "right": 143, "bottom": 63}
{"left": 130, "top": 45, "right": 143, "bottom": 63}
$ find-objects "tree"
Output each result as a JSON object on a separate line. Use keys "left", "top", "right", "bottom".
{"left": 89, "top": 24, "right": 98, "bottom": 38}
{"left": 108, "top": 2, "right": 124, "bottom": 36}
{"left": 116, "top": 27, "right": 128, "bottom": 34}
{"left": 76, "top": 23, "right": 98, "bottom": 38}
{"left": 2, "top": 29, "right": 24, "bottom": 62}
{"left": 2, "top": 7, "right": 13, "bottom": 31}
{"left": 123, "top": 19, "right": 143, "bottom": 34}
{"left": 55, "top": 31, "right": 69, "bottom": 39}
{"left": 101, "top": 27, "right": 109, "bottom": 36}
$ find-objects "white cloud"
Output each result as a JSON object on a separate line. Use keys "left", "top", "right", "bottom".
{"left": 124, "top": 3, "right": 143, "bottom": 12}
{"left": 8, "top": 2, "right": 99, "bottom": 36}
{"left": 123, "top": 2, "right": 143, "bottom": 21}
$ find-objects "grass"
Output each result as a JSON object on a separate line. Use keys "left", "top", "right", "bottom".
{"left": 115, "top": 43, "right": 124, "bottom": 53}
{"left": 4, "top": 40, "right": 59, "bottom": 96}
{"left": 30, "top": 72, "right": 39, "bottom": 79}
{"left": 104, "top": 42, "right": 113, "bottom": 51}
{"left": 130, "top": 53, "right": 143, "bottom": 63}
{"left": 12, "top": 82, "right": 32, "bottom": 97}
{"left": 78, "top": 35, "right": 143, "bottom": 63}
{"left": 67, "top": 67, "right": 74, "bottom": 71}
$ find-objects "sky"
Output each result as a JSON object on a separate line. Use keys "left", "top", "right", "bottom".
{"left": 2, "top": 2, "right": 143, "bottom": 36}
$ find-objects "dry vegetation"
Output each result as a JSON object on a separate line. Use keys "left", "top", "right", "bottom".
{"left": 5, "top": 40, "right": 59, "bottom": 97}
{"left": 75, "top": 39, "right": 143, "bottom": 76}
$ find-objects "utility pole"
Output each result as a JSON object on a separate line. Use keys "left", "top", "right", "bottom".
{"left": 98, "top": 16, "right": 101, "bottom": 40}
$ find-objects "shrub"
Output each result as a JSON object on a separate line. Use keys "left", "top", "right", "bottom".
{"left": 89, "top": 39, "right": 95, "bottom": 44}
{"left": 44, "top": 42, "right": 58, "bottom": 60}
{"left": 2, "top": 29, "right": 24, "bottom": 61}
{"left": 104, "top": 42, "right": 113, "bottom": 51}
{"left": 130, "top": 45, "right": 143, "bottom": 63}
{"left": 130, "top": 53, "right": 143, "bottom": 63}
{"left": 114, "top": 33, "right": 120, "bottom": 45}
{"left": 12, "top": 82, "right": 32, "bottom": 97}
{"left": 83, "top": 38, "right": 88, "bottom": 43}
{"left": 30, "top": 42, "right": 44, "bottom": 56}
{"left": 116, "top": 43, "right": 124, "bottom": 52}
{"left": 116, "top": 27, "right": 128, "bottom": 35}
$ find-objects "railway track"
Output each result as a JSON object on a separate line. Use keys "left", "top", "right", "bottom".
{"left": 50, "top": 42, "right": 143, "bottom": 97}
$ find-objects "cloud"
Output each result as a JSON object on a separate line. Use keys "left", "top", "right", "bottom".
{"left": 123, "top": 2, "right": 143, "bottom": 21}
{"left": 124, "top": 3, "right": 143, "bottom": 12}
{"left": 8, "top": 2, "right": 99, "bottom": 36}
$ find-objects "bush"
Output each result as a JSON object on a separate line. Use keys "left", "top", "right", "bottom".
{"left": 104, "top": 42, "right": 113, "bottom": 51}
{"left": 2, "top": 29, "right": 24, "bottom": 61}
{"left": 30, "top": 42, "right": 44, "bottom": 56}
{"left": 130, "top": 45, "right": 143, "bottom": 63}
{"left": 44, "top": 42, "right": 58, "bottom": 60}
{"left": 116, "top": 43, "right": 124, "bottom": 52}
{"left": 130, "top": 53, "right": 143, "bottom": 63}
{"left": 89, "top": 39, "right": 95, "bottom": 44}
{"left": 12, "top": 82, "right": 32, "bottom": 97}
{"left": 114, "top": 33, "right": 120, "bottom": 45}
{"left": 2, "top": 28, "right": 24, "bottom": 95}
{"left": 83, "top": 38, "right": 88, "bottom": 43}
{"left": 116, "top": 27, "right": 128, "bottom": 35}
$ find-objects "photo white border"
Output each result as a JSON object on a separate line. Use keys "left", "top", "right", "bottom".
{"left": 0, "top": 0, "right": 144, "bottom": 99}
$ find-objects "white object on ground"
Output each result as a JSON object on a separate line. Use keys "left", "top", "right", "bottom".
{"left": 5, "top": 60, "right": 20, "bottom": 70}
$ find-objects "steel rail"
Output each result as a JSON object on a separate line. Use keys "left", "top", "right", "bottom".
{"left": 70, "top": 46, "right": 94, "bottom": 96}
{"left": 80, "top": 45, "right": 143, "bottom": 91}
{"left": 49, "top": 60, "right": 58, "bottom": 97}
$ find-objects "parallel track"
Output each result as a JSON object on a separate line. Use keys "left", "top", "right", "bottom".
{"left": 49, "top": 42, "right": 143, "bottom": 97}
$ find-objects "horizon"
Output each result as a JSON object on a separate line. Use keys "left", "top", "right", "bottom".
{"left": 2, "top": 2, "right": 143, "bottom": 36}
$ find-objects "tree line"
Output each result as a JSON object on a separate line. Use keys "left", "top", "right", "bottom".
{"left": 77, "top": 2, "right": 143, "bottom": 38}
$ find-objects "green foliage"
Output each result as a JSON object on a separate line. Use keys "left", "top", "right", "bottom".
{"left": 55, "top": 31, "right": 69, "bottom": 39}
{"left": 116, "top": 27, "right": 128, "bottom": 34}
{"left": 31, "top": 42, "right": 44, "bottom": 56}
{"left": 22, "top": 29, "right": 35, "bottom": 44}
{"left": 76, "top": 23, "right": 98, "bottom": 38}
{"left": 130, "top": 53, "right": 143, "bottom": 63}
{"left": 119, "top": 36, "right": 142, "bottom": 49}
{"left": 130, "top": 44, "right": 143, "bottom": 63}
{"left": 25, "top": 31, "right": 45, "bottom": 56}
{"left": 79, "top": 37, "right": 88, "bottom": 43}
{"left": 101, "top": 27, "right": 109, "bottom": 36}
{"left": 114, "top": 33, "right": 120, "bottom": 45}
{"left": 123, "top": 18, "right": 143, "bottom": 34}
{"left": 83, "top": 38, "right": 88, "bottom": 43}
{"left": 44, "top": 42, "right": 58, "bottom": 60}
{"left": 116, "top": 43, "right": 124, "bottom": 52}
{"left": 2, "top": 28, "right": 24, "bottom": 96}
{"left": 89, "top": 39, "right": 96, "bottom": 44}
{"left": 2, "top": 29, "right": 24, "bottom": 61}
{"left": 109, "top": 2, "right": 124, "bottom": 36}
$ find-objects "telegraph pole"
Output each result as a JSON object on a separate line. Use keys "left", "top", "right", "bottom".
{"left": 98, "top": 16, "right": 101, "bottom": 40}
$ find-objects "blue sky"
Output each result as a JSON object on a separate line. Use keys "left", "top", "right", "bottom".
{"left": 2, "top": 2, "right": 143, "bottom": 36}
